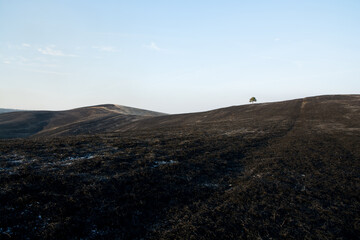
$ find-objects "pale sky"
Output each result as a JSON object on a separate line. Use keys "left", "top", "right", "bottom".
{"left": 1, "top": 0, "right": 359, "bottom": 113}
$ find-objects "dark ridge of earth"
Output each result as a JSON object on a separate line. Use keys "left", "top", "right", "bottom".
{"left": 0, "top": 104, "right": 165, "bottom": 139}
{"left": 0, "top": 94, "right": 359, "bottom": 239}
{"left": 0, "top": 108, "right": 23, "bottom": 114}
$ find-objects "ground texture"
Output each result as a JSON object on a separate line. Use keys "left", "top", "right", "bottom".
{"left": 0, "top": 95, "right": 359, "bottom": 239}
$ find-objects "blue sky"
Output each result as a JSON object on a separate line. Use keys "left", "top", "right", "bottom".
{"left": 1, "top": 0, "right": 359, "bottom": 113}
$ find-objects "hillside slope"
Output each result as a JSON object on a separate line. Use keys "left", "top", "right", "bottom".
{"left": 0, "top": 104, "right": 164, "bottom": 138}
{"left": 120, "top": 95, "right": 360, "bottom": 136}
{"left": 0, "top": 95, "right": 359, "bottom": 239}
{"left": 1, "top": 95, "right": 359, "bottom": 139}
{"left": 0, "top": 108, "right": 22, "bottom": 114}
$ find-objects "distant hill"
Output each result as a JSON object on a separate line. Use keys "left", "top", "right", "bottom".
{"left": 0, "top": 104, "right": 165, "bottom": 138}
{"left": 0, "top": 95, "right": 359, "bottom": 139}
{"left": 0, "top": 108, "right": 22, "bottom": 114}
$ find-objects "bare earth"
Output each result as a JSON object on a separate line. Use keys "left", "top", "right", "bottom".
{"left": 0, "top": 95, "right": 359, "bottom": 239}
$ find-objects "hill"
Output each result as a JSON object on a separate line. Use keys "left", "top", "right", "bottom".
{"left": 1, "top": 95, "right": 359, "bottom": 139}
{"left": 0, "top": 95, "right": 359, "bottom": 239}
{"left": 120, "top": 94, "right": 360, "bottom": 136}
{"left": 0, "top": 108, "right": 22, "bottom": 114}
{"left": 0, "top": 104, "right": 164, "bottom": 138}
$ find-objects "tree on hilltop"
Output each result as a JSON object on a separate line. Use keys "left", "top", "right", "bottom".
{"left": 249, "top": 97, "right": 257, "bottom": 103}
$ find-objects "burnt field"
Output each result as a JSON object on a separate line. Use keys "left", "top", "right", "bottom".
{"left": 0, "top": 95, "right": 359, "bottom": 239}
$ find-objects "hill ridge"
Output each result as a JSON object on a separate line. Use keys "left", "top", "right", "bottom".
{"left": 0, "top": 94, "right": 359, "bottom": 139}
{"left": 0, "top": 104, "right": 165, "bottom": 138}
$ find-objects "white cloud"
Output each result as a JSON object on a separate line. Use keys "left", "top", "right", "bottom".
{"left": 92, "top": 46, "right": 119, "bottom": 52}
{"left": 7, "top": 43, "right": 30, "bottom": 49}
{"left": 28, "top": 69, "right": 68, "bottom": 75}
{"left": 0, "top": 55, "right": 59, "bottom": 69}
{"left": 145, "top": 42, "right": 162, "bottom": 51}
{"left": 38, "top": 46, "right": 77, "bottom": 57}
{"left": 274, "top": 38, "right": 280, "bottom": 42}
{"left": 5, "top": 43, "right": 31, "bottom": 49}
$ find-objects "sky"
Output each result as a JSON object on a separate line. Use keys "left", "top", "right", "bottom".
{"left": 1, "top": 0, "right": 359, "bottom": 113}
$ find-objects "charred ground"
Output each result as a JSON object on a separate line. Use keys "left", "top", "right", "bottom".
{"left": 0, "top": 104, "right": 164, "bottom": 139}
{"left": 0, "top": 95, "right": 359, "bottom": 239}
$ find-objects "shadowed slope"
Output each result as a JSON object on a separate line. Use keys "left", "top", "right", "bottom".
{"left": 0, "top": 109, "right": 22, "bottom": 114}
{"left": 0, "top": 104, "right": 165, "bottom": 139}
{"left": 0, "top": 111, "right": 55, "bottom": 138}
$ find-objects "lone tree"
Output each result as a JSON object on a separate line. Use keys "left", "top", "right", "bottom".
{"left": 249, "top": 97, "right": 257, "bottom": 103}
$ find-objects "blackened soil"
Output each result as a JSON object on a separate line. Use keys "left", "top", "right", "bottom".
{"left": 0, "top": 95, "right": 359, "bottom": 239}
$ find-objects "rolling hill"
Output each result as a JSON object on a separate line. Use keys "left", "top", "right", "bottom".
{"left": 120, "top": 94, "right": 360, "bottom": 136}
{"left": 1, "top": 95, "right": 359, "bottom": 139}
{"left": 0, "top": 104, "right": 165, "bottom": 138}
{"left": 0, "top": 108, "right": 22, "bottom": 114}
{"left": 0, "top": 94, "right": 359, "bottom": 239}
